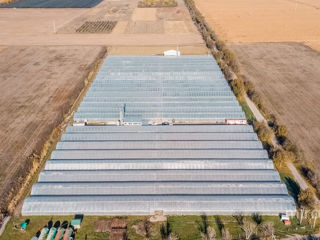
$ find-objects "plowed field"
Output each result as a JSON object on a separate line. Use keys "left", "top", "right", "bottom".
{"left": 194, "top": 0, "right": 320, "bottom": 52}
{"left": 229, "top": 42, "right": 320, "bottom": 170}
{"left": 0, "top": 46, "right": 104, "bottom": 212}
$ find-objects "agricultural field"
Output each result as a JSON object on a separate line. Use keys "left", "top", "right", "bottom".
{"left": 0, "top": 0, "right": 205, "bottom": 53}
{"left": 0, "top": 0, "right": 206, "bottom": 216}
{"left": 76, "top": 21, "right": 117, "bottom": 33}
{"left": 0, "top": 46, "right": 105, "bottom": 214}
{"left": 138, "top": 0, "right": 177, "bottom": 8}
{"left": 194, "top": 0, "right": 320, "bottom": 52}
{"left": 0, "top": 0, "right": 102, "bottom": 8}
{"left": 193, "top": 0, "right": 320, "bottom": 182}
{"left": 229, "top": 42, "right": 320, "bottom": 174}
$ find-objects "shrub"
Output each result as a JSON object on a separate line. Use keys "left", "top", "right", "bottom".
{"left": 267, "top": 113, "right": 278, "bottom": 128}
{"left": 222, "top": 49, "right": 238, "bottom": 73}
{"left": 223, "top": 66, "right": 235, "bottom": 81}
{"left": 206, "top": 38, "right": 214, "bottom": 49}
{"left": 298, "top": 189, "right": 315, "bottom": 208}
{"left": 250, "top": 91, "right": 263, "bottom": 109}
{"left": 208, "top": 30, "right": 215, "bottom": 40}
{"left": 244, "top": 80, "right": 255, "bottom": 97}
{"left": 282, "top": 138, "right": 304, "bottom": 162}
{"left": 253, "top": 121, "right": 273, "bottom": 146}
{"left": 275, "top": 124, "right": 288, "bottom": 144}
{"left": 273, "top": 150, "right": 295, "bottom": 168}
{"left": 215, "top": 39, "right": 225, "bottom": 51}
{"left": 301, "top": 167, "right": 319, "bottom": 189}
{"left": 276, "top": 125, "right": 288, "bottom": 138}
{"left": 230, "top": 78, "right": 244, "bottom": 97}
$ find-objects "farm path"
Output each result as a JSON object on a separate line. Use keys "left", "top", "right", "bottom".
{"left": 244, "top": 94, "right": 265, "bottom": 122}
{"left": 288, "top": 163, "right": 308, "bottom": 191}
{"left": 0, "top": 217, "right": 10, "bottom": 237}
{"left": 244, "top": 94, "right": 310, "bottom": 192}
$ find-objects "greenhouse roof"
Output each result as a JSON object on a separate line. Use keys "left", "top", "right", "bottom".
{"left": 22, "top": 56, "right": 295, "bottom": 216}
{"left": 23, "top": 125, "right": 296, "bottom": 216}
{"left": 74, "top": 55, "right": 245, "bottom": 124}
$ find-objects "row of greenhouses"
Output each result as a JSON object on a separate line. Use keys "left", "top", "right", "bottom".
{"left": 22, "top": 56, "right": 296, "bottom": 216}
{"left": 74, "top": 55, "right": 246, "bottom": 124}
{"left": 23, "top": 125, "right": 296, "bottom": 215}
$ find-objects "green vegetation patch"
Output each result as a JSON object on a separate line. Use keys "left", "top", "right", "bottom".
{"left": 76, "top": 21, "right": 117, "bottom": 34}
{"left": 2, "top": 215, "right": 318, "bottom": 240}
{"left": 238, "top": 99, "right": 255, "bottom": 124}
{"left": 138, "top": 0, "right": 177, "bottom": 8}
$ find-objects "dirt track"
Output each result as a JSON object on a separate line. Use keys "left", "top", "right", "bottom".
{"left": 0, "top": 46, "right": 105, "bottom": 212}
{"left": 229, "top": 42, "right": 320, "bottom": 171}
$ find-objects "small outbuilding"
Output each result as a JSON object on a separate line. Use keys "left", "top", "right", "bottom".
{"left": 163, "top": 49, "right": 180, "bottom": 56}
{"left": 70, "top": 219, "right": 81, "bottom": 229}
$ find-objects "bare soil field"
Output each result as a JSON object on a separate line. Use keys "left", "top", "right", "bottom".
{"left": 107, "top": 44, "right": 208, "bottom": 55}
{"left": 0, "top": 0, "right": 205, "bottom": 214}
{"left": 0, "top": 0, "right": 102, "bottom": 8}
{"left": 229, "top": 42, "right": 320, "bottom": 170}
{"left": 0, "top": 0, "right": 205, "bottom": 52}
{"left": 0, "top": 46, "right": 105, "bottom": 212}
{"left": 194, "top": 0, "right": 320, "bottom": 52}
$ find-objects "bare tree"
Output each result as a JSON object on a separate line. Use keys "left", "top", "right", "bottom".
{"left": 221, "top": 228, "right": 232, "bottom": 240}
{"left": 201, "top": 226, "right": 216, "bottom": 240}
{"left": 241, "top": 219, "right": 257, "bottom": 240}
{"left": 168, "top": 233, "right": 179, "bottom": 240}
{"left": 200, "top": 215, "right": 216, "bottom": 240}
{"left": 207, "top": 226, "right": 216, "bottom": 240}
{"left": 311, "top": 210, "right": 318, "bottom": 228}
{"left": 144, "top": 219, "right": 150, "bottom": 239}
{"left": 260, "top": 222, "right": 275, "bottom": 240}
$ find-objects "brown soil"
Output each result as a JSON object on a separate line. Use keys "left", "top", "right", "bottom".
{"left": 132, "top": 222, "right": 147, "bottom": 237}
{"left": 95, "top": 220, "right": 112, "bottom": 232}
{"left": 0, "top": 0, "right": 203, "bottom": 49}
{"left": 229, "top": 42, "right": 320, "bottom": 171}
{"left": 107, "top": 44, "right": 208, "bottom": 55}
{"left": 164, "top": 21, "right": 188, "bottom": 33}
{"left": 0, "top": 46, "right": 105, "bottom": 213}
{"left": 194, "top": 0, "right": 320, "bottom": 52}
{"left": 156, "top": 7, "right": 189, "bottom": 20}
{"left": 125, "top": 21, "right": 164, "bottom": 34}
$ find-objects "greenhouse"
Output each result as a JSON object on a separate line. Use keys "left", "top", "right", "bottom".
{"left": 22, "top": 125, "right": 296, "bottom": 216}
{"left": 22, "top": 55, "right": 296, "bottom": 216}
{"left": 74, "top": 55, "right": 246, "bottom": 124}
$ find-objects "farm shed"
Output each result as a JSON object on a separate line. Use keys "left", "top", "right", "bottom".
{"left": 164, "top": 50, "right": 181, "bottom": 56}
